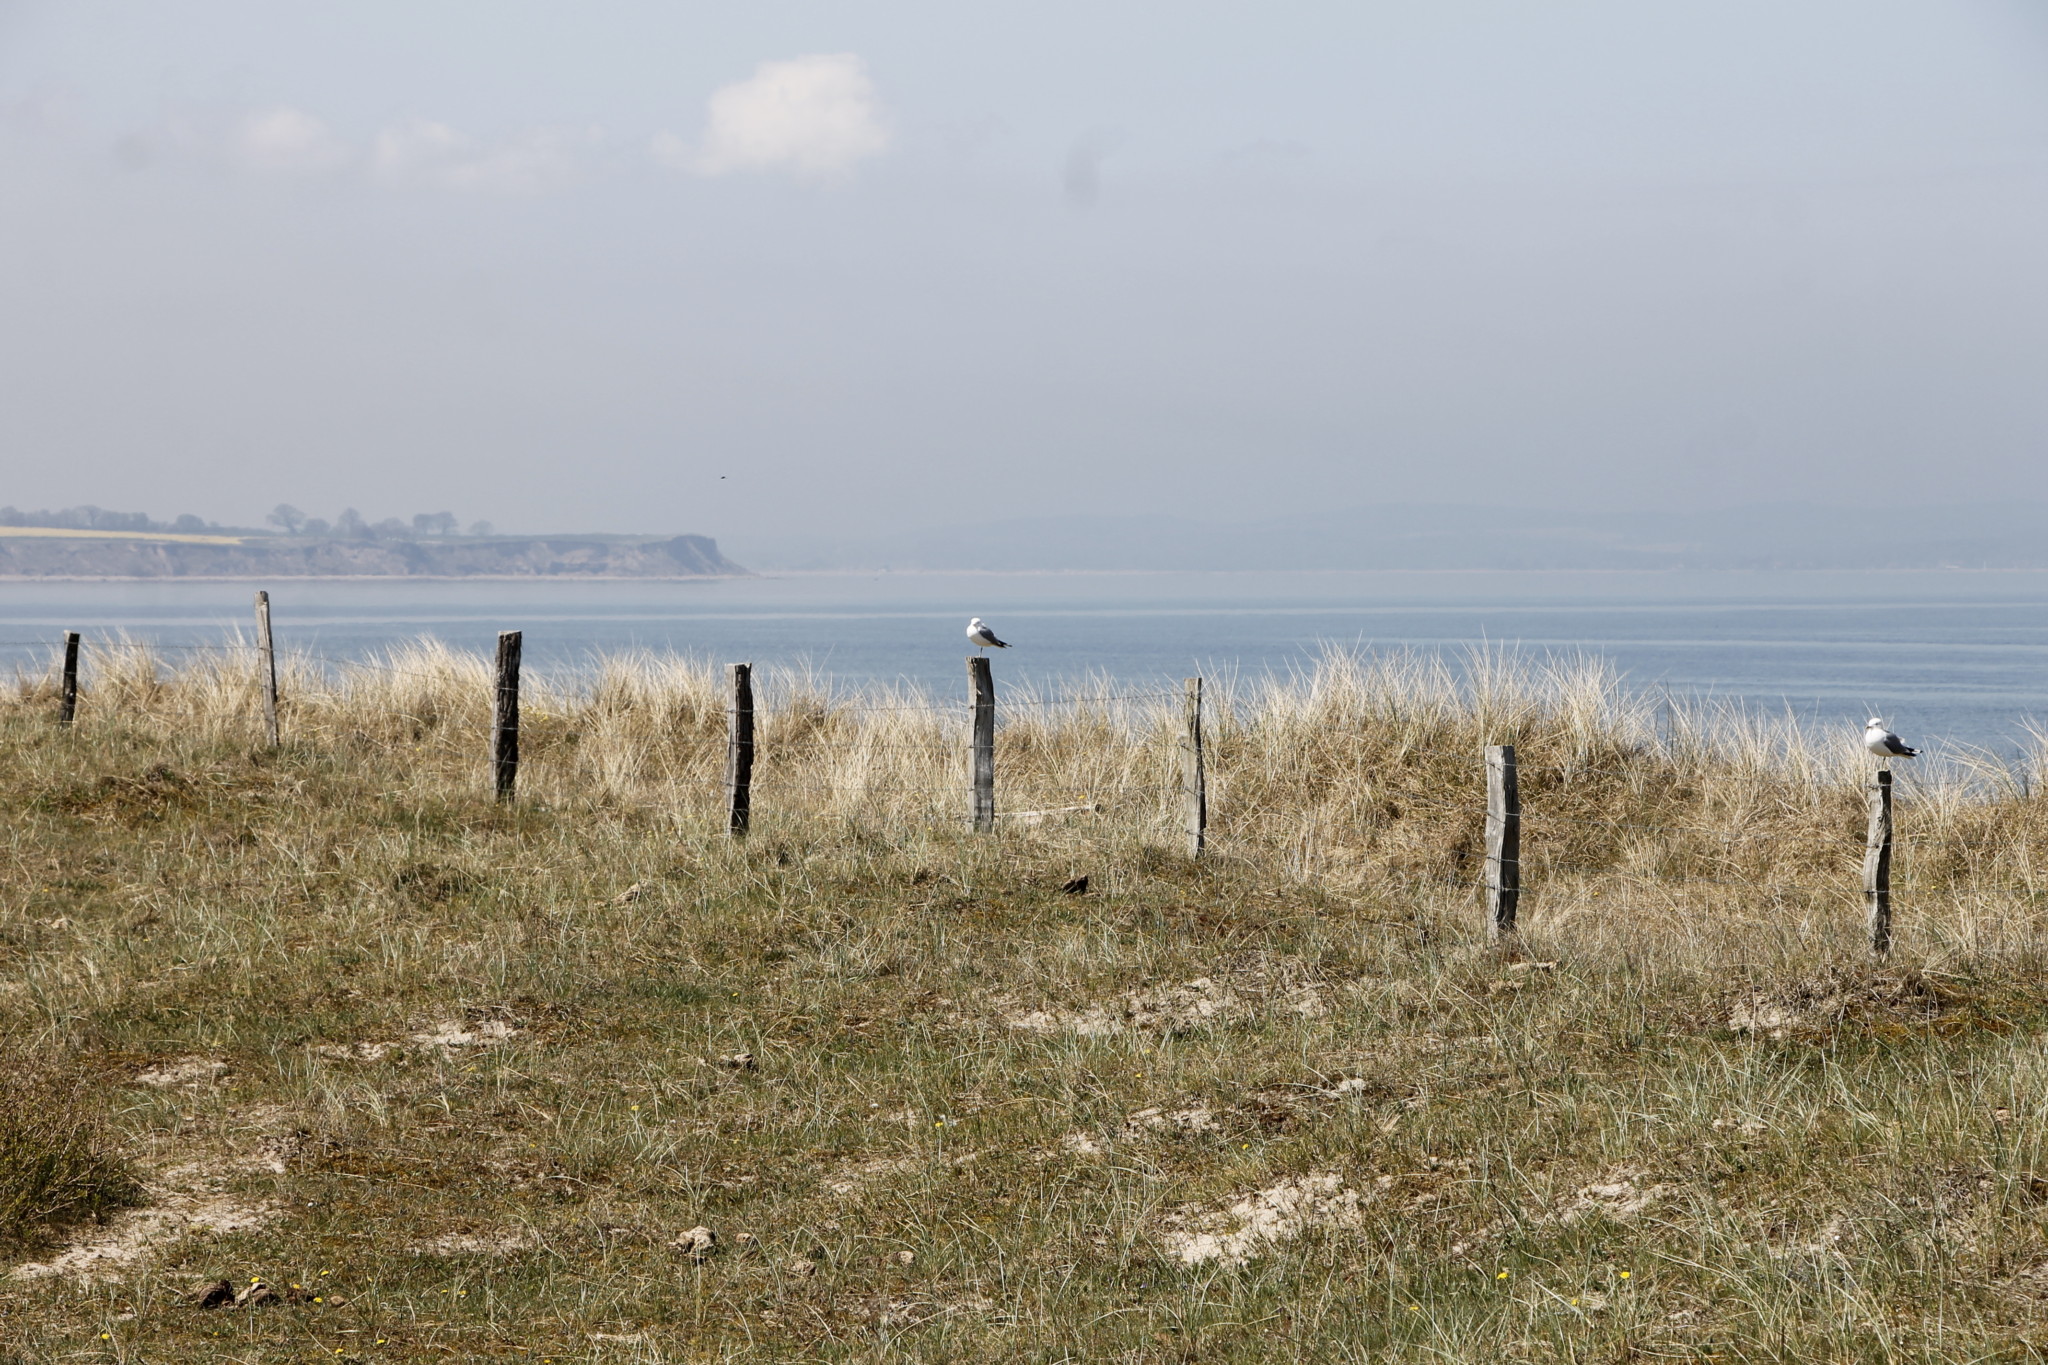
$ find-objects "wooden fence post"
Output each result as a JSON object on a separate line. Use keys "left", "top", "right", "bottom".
{"left": 57, "top": 631, "right": 80, "bottom": 727}
{"left": 492, "top": 631, "right": 522, "bottom": 803}
{"left": 1485, "top": 744, "right": 1520, "bottom": 939}
{"left": 726, "top": 663, "right": 754, "bottom": 836}
{"left": 1182, "top": 677, "right": 1206, "bottom": 858}
{"left": 254, "top": 591, "right": 280, "bottom": 748}
{"left": 969, "top": 656, "right": 995, "bottom": 832}
{"left": 1865, "top": 768, "right": 1893, "bottom": 956}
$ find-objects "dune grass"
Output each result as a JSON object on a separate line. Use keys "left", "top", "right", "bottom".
{"left": 0, "top": 1051, "right": 140, "bottom": 1253}
{"left": 4, "top": 645, "right": 2048, "bottom": 1361}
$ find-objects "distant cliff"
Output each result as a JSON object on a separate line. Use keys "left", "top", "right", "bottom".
{"left": 0, "top": 534, "right": 745, "bottom": 579}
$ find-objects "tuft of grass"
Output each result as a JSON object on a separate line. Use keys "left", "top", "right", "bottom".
{"left": 0, "top": 1050, "right": 140, "bottom": 1250}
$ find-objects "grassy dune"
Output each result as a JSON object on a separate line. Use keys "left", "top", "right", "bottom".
{"left": 5, "top": 645, "right": 2048, "bottom": 1362}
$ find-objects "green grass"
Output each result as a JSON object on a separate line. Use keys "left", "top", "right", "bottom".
{"left": 5, "top": 650, "right": 2048, "bottom": 1361}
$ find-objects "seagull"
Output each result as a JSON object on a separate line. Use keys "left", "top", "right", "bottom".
{"left": 1865, "top": 718, "right": 1917, "bottom": 761}
{"left": 966, "top": 617, "right": 1010, "bottom": 650}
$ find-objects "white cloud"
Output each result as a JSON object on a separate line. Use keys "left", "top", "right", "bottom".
{"left": 666, "top": 53, "right": 889, "bottom": 182}
{"left": 237, "top": 106, "right": 352, "bottom": 174}
{"left": 445, "top": 128, "right": 589, "bottom": 195}
{"left": 110, "top": 102, "right": 595, "bottom": 195}
{"left": 371, "top": 117, "right": 589, "bottom": 195}
{"left": 370, "top": 117, "right": 471, "bottom": 184}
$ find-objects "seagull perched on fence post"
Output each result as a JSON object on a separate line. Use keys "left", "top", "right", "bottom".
{"left": 1865, "top": 718, "right": 1917, "bottom": 763}
{"left": 966, "top": 617, "right": 1010, "bottom": 650}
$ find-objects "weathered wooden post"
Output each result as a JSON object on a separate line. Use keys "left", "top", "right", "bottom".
{"left": 726, "top": 663, "right": 754, "bottom": 836}
{"left": 1865, "top": 768, "right": 1893, "bottom": 955}
{"left": 969, "top": 656, "right": 995, "bottom": 832}
{"left": 56, "top": 631, "right": 80, "bottom": 727}
{"left": 1485, "top": 745, "right": 1520, "bottom": 939}
{"left": 492, "top": 631, "right": 522, "bottom": 803}
{"left": 254, "top": 591, "right": 280, "bottom": 748}
{"left": 1182, "top": 677, "right": 1206, "bottom": 858}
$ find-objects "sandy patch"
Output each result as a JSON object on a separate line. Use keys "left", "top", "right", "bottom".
{"left": 873, "top": 1292, "right": 995, "bottom": 1329}
{"left": 1121, "top": 1105, "right": 1220, "bottom": 1140}
{"left": 309, "top": 1041, "right": 398, "bottom": 1062}
{"left": 1282, "top": 987, "right": 1328, "bottom": 1018}
{"left": 9, "top": 1100, "right": 311, "bottom": 1283}
{"left": 134, "top": 1057, "right": 228, "bottom": 1089}
{"left": 411, "top": 1018, "right": 521, "bottom": 1048}
{"left": 824, "top": 1155, "right": 918, "bottom": 1197}
{"left": 412, "top": 1227, "right": 541, "bottom": 1256}
{"left": 1163, "top": 1173, "right": 1370, "bottom": 1267}
{"left": 1006, "top": 977, "right": 1244, "bottom": 1037}
{"left": 1557, "top": 1169, "right": 1676, "bottom": 1225}
{"left": 10, "top": 1193, "right": 272, "bottom": 1283}
{"left": 1449, "top": 1166, "right": 1677, "bottom": 1257}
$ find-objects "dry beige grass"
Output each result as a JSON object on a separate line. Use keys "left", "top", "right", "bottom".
{"left": 4, "top": 644, "right": 2048, "bottom": 1361}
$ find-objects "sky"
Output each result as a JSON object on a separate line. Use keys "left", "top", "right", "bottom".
{"left": 2, "top": 1, "right": 2047, "bottom": 560}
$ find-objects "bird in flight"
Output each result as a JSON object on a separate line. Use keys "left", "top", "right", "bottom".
{"left": 1865, "top": 718, "right": 1917, "bottom": 761}
{"left": 966, "top": 617, "right": 1010, "bottom": 650}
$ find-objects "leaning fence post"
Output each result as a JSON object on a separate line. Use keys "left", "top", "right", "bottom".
{"left": 1865, "top": 768, "right": 1893, "bottom": 955}
{"left": 492, "top": 631, "right": 522, "bottom": 803}
{"left": 57, "top": 631, "right": 80, "bottom": 727}
{"left": 726, "top": 663, "right": 755, "bottom": 836}
{"left": 254, "top": 590, "right": 280, "bottom": 748}
{"left": 1485, "top": 744, "right": 1520, "bottom": 939}
{"left": 1182, "top": 677, "right": 1206, "bottom": 858}
{"left": 969, "top": 656, "right": 995, "bottom": 832}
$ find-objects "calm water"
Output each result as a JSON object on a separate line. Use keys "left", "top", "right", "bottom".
{"left": 4, "top": 570, "right": 2048, "bottom": 756}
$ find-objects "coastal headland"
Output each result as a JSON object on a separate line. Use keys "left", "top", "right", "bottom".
{"left": 0, "top": 529, "right": 745, "bottom": 579}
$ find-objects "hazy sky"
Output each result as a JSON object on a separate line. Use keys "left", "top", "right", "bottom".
{"left": 3, "top": 2, "right": 2046, "bottom": 556}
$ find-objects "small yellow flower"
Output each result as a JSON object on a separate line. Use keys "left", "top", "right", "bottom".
{"left": 100, "top": 1333, "right": 111, "bottom": 1340}
{"left": 1496, "top": 1270, "right": 1509, "bottom": 1280}
{"left": 1407, "top": 1304, "right": 1420, "bottom": 1312}
{"left": 1619, "top": 1270, "right": 1631, "bottom": 1279}
{"left": 630, "top": 1104, "right": 639, "bottom": 1111}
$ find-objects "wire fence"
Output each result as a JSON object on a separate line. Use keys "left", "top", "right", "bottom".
{"left": 14, "top": 625, "right": 2048, "bottom": 945}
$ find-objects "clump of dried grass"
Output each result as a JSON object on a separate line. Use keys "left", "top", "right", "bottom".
{"left": 0, "top": 1049, "right": 140, "bottom": 1251}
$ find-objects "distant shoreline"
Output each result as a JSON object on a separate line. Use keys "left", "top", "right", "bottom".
{"left": 0, "top": 574, "right": 748, "bottom": 583}
{"left": 0, "top": 532, "right": 746, "bottom": 581}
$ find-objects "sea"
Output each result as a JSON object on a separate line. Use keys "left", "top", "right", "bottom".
{"left": 3, "top": 569, "right": 2048, "bottom": 759}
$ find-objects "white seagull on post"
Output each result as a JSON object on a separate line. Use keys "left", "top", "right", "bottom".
{"left": 966, "top": 617, "right": 1010, "bottom": 650}
{"left": 1864, "top": 718, "right": 1917, "bottom": 761}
